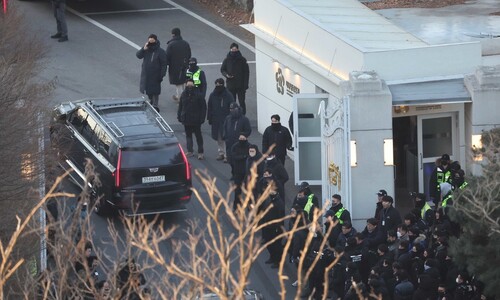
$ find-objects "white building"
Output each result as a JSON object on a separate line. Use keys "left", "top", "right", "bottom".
{"left": 243, "top": 0, "right": 500, "bottom": 228}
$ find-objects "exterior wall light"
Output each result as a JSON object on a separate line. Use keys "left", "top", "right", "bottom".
{"left": 350, "top": 140, "right": 357, "bottom": 167}
{"left": 393, "top": 105, "right": 410, "bottom": 114}
{"left": 472, "top": 134, "right": 483, "bottom": 161}
{"left": 383, "top": 139, "right": 394, "bottom": 166}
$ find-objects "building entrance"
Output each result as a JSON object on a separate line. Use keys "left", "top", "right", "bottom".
{"left": 393, "top": 112, "right": 457, "bottom": 211}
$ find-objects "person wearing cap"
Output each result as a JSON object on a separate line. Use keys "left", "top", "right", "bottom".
{"left": 374, "top": 189, "right": 388, "bottom": 220}
{"left": 379, "top": 195, "right": 402, "bottom": 234}
{"left": 324, "top": 194, "right": 351, "bottom": 246}
{"left": 261, "top": 114, "right": 293, "bottom": 166}
{"left": 222, "top": 102, "right": 251, "bottom": 164}
{"left": 136, "top": 33, "right": 167, "bottom": 112}
{"left": 220, "top": 42, "right": 250, "bottom": 115}
{"left": 291, "top": 182, "right": 317, "bottom": 221}
{"left": 177, "top": 78, "right": 206, "bottom": 160}
{"left": 207, "top": 78, "right": 235, "bottom": 161}
{"left": 165, "top": 27, "right": 191, "bottom": 102}
{"left": 429, "top": 154, "right": 452, "bottom": 206}
{"left": 186, "top": 57, "right": 207, "bottom": 99}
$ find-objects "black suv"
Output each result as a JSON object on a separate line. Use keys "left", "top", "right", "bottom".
{"left": 50, "top": 98, "right": 192, "bottom": 216}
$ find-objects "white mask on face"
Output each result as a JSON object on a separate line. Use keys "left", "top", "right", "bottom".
{"left": 249, "top": 152, "right": 256, "bottom": 157}
{"left": 397, "top": 232, "right": 402, "bottom": 238}
{"left": 456, "top": 278, "right": 461, "bottom": 284}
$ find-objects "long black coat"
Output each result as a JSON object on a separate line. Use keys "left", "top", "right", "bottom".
{"left": 222, "top": 109, "right": 251, "bottom": 153}
{"left": 136, "top": 42, "right": 167, "bottom": 95}
{"left": 261, "top": 123, "right": 292, "bottom": 158}
{"left": 263, "top": 157, "right": 288, "bottom": 199}
{"left": 220, "top": 51, "right": 249, "bottom": 91}
{"left": 177, "top": 89, "right": 206, "bottom": 126}
{"left": 165, "top": 36, "right": 191, "bottom": 85}
{"left": 230, "top": 140, "right": 250, "bottom": 181}
{"left": 207, "top": 88, "right": 234, "bottom": 140}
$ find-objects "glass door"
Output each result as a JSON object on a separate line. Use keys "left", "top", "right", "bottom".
{"left": 417, "top": 113, "right": 456, "bottom": 196}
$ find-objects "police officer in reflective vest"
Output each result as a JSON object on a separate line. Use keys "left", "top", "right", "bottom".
{"left": 298, "top": 182, "right": 319, "bottom": 221}
{"left": 324, "top": 194, "right": 351, "bottom": 247}
{"left": 414, "top": 193, "right": 434, "bottom": 229}
{"left": 429, "top": 154, "right": 452, "bottom": 206}
{"left": 185, "top": 57, "right": 207, "bottom": 99}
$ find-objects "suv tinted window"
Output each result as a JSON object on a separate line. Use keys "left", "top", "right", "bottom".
{"left": 121, "top": 145, "right": 182, "bottom": 168}
{"left": 69, "top": 108, "right": 89, "bottom": 132}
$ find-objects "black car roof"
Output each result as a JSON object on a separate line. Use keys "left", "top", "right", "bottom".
{"left": 76, "top": 98, "right": 176, "bottom": 145}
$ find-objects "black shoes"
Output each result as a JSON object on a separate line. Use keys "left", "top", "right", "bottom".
{"left": 51, "top": 33, "right": 62, "bottom": 39}
{"left": 58, "top": 36, "right": 68, "bottom": 42}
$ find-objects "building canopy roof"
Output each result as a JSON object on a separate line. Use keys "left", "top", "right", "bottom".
{"left": 286, "top": 0, "right": 427, "bottom": 51}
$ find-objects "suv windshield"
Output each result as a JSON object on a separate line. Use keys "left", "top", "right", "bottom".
{"left": 121, "top": 145, "right": 182, "bottom": 168}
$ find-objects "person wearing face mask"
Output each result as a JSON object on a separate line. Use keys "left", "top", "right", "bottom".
{"left": 244, "top": 144, "right": 265, "bottom": 201}
{"left": 261, "top": 114, "right": 293, "bottom": 166}
{"left": 454, "top": 272, "right": 474, "bottom": 300}
{"left": 177, "top": 79, "right": 206, "bottom": 160}
{"left": 229, "top": 133, "right": 250, "bottom": 210}
{"left": 136, "top": 34, "right": 167, "bottom": 112}
{"left": 263, "top": 152, "right": 289, "bottom": 202}
{"left": 165, "top": 27, "right": 191, "bottom": 103}
{"left": 207, "top": 78, "right": 234, "bottom": 161}
{"left": 429, "top": 154, "right": 452, "bottom": 206}
{"left": 185, "top": 57, "right": 207, "bottom": 99}
{"left": 324, "top": 194, "right": 351, "bottom": 247}
{"left": 259, "top": 178, "right": 285, "bottom": 269}
{"left": 222, "top": 102, "right": 251, "bottom": 164}
{"left": 220, "top": 42, "right": 250, "bottom": 115}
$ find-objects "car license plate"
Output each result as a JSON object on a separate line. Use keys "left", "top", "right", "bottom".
{"left": 142, "top": 175, "right": 165, "bottom": 184}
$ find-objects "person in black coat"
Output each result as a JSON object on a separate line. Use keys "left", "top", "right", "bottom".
{"left": 230, "top": 135, "right": 250, "bottom": 210}
{"left": 361, "top": 218, "right": 386, "bottom": 252}
{"left": 245, "top": 144, "right": 265, "bottom": 201}
{"left": 263, "top": 153, "right": 289, "bottom": 201}
{"left": 261, "top": 114, "right": 293, "bottom": 166}
{"left": 259, "top": 187, "right": 285, "bottom": 268}
{"left": 324, "top": 194, "right": 351, "bottom": 247}
{"left": 207, "top": 78, "right": 234, "bottom": 161}
{"left": 222, "top": 102, "right": 251, "bottom": 164}
{"left": 136, "top": 34, "right": 167, "bottom": 111}
{"left": 165, "top": 27, "right": 191, "bottom": 102}
{"left": 220, "top": 43, "right": 250, "bottom": 115}
{"left": 177, "top": 79, "right": 207, "bottom": 159}
{"left": 379, "top": 195, "right": 402, "bottom": 234}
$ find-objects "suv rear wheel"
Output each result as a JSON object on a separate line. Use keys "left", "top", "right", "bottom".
{"left": 90, "top": 188, "right": 114, "bottom": 217}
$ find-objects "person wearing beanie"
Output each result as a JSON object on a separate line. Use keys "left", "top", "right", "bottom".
{"left": 136, "top": 33, "right": 167, "bottom": 112}
{"left": 220, "top": 42, "right": 250, "bottom": 115}
{"left": 165, "top": 27, "right": 191, "bottom": 102}
{"left": 207, "top": 78, "right": 235, "bottom": 161}
{"left": 186, "top": 57, "right": 207, "bottom": 99}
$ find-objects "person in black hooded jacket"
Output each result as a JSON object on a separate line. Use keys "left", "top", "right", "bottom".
{"left": 222, "top": 102, "right": 251, "bottom": 164}
{"left": 207, "top": 78, "right": 234, "bottom": 161}
{"left": 220, "top": 43, "right": 250, "bottom": 115}
{"left": 177, "top": 79, "right": 206, "bottom": 159}
{"left": 245, "top": 144, "right": 265, "bottom": 201}
{"left": 230, "top": 134, "right": 250, "bottom": 210}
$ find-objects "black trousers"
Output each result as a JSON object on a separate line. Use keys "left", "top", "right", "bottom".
{"left": 229, "top": 88, "right": 247, "bottom": 115}
{"left": 184, "top": 124, "right": 203, "bottom": 153}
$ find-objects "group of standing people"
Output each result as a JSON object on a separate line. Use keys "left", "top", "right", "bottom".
{"left": 135, "top": 29, "right": 251, "bottom": 163}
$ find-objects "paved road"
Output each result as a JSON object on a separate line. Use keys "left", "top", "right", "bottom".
{"left": 15, "top": 0, "right": 299, "bottom": 298}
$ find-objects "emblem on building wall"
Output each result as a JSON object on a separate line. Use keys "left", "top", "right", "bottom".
{"left": 329, "top": 162, "right": 341, "bottom": 191}
{"left": 275, "top": 68, "right": 285, "bottom": 95}
{"left": 275, "top": 67, "right": 300, "bottom": 97}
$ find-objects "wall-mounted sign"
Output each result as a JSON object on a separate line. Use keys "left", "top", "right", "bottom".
{"left": 275, "top": 67, "right": 300, "bottom": 97}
